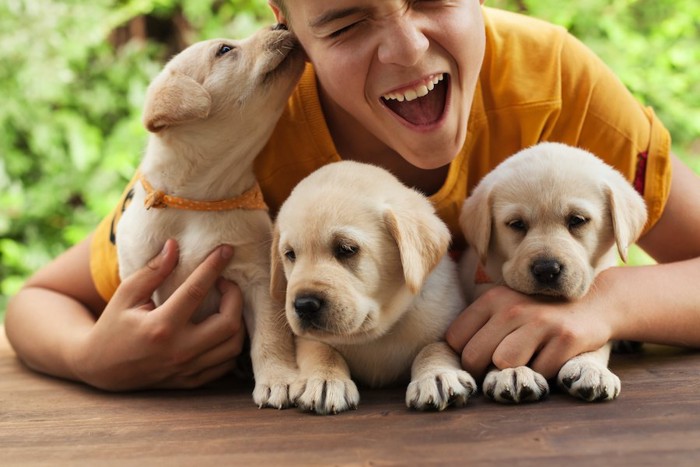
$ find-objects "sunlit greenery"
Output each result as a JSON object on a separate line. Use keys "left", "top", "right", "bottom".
{"left": 1, "top": 0, "right": 698, "bottom": 318}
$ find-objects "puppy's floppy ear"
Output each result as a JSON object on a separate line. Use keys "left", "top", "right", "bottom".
{"left": 143, "top": 69, "right": 212, "bottom": 132}
{"left": 604, "top": 178, "right": 648, "bottom": 263}
{"left": 384, "top": 204, "right": 451, "bottom": 294}
{"left": 459, "top": 184, "right": 493, "bottom": 266}
{"left": 269, "top": 226, "right": 287, "bottom": 303}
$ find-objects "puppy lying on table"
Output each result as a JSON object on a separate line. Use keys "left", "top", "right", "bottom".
{"left": 116, "top": 25, "right": 304, "bottom": 408}
{"left": 459, "top": 142, "right": 648, "bottom": 403}
{"left": 271, "top": 161, "right": 476, "bottom": 414}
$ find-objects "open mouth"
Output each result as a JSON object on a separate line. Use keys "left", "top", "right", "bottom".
{"left": 381, "top": 73, "right": 448, "bottom": 127}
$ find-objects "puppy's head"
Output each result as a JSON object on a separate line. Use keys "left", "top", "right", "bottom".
{"left": 460, "top": 142, "right": 647, "bottom": 299}
{"left": 271, "top": 161, "right": 451, "bottom": 345}
{"left": 142, "top": 25, "right": 304, "bottom": 139}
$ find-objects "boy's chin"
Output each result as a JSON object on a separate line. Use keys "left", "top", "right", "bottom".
{"left": 398, "top": 147, "right": 459, "bottom": 170}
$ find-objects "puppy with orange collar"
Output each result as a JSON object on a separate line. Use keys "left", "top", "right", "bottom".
{"left": 116, "top": 25, "right": 304, "bottom": 408}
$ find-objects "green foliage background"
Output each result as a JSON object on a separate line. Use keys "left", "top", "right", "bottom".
{"left": 1, "top": 0, "right": 699, "bottom": 319}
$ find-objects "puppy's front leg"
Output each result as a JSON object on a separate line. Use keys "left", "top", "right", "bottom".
{"left": 247, "top": 285, "right": 299, "bottom": 409}
{"left": 557, "top": 342, "right": 621, "bottom": 401}
{"left": 406, "top": 342, "right": 476, "bottom": 411}
{"left": 292, "top": 337, "right": 359, "bottom": 415}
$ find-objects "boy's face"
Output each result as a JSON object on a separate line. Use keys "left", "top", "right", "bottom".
{"left": 271, "top": 0, "right": 486, "bottom": 169}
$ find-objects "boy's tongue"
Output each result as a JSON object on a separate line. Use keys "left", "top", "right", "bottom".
{"left": 383, "top": 80, "right": 446, "bottom": 126}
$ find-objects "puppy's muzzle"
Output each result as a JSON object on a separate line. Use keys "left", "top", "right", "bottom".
{"left": 531, "top": 259, "right": 562, "bottom": 286}
{"left": 294, "top": 293, "right": 325, "bottom": 327}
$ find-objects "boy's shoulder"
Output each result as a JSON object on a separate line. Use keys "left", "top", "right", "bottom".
{"left": 482, "top": 7, "right": 570, "bottom": 75}
{"left": 477, "top": 7, "right": 585, "bottom": 112}
{"left": 483, "top": 6, "right": 568, "bottom": 44}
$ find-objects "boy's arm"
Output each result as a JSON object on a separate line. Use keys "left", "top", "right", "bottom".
{"left": 5, "top": 234, "right": 246, "bottom": 390}
{"left": 5, "top": 234, "right": 105, "bottom": 380}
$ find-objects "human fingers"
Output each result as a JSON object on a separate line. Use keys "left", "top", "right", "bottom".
{"left": 185, "top": 278, "right": 245, "bottom": 358}
{"left": 490, "top": 325, "right": 547, "bottom": 371}
{"left": 184, "top": 333, "right": 246, "bottom": 378}
{"left": 112, "top": 239, "right": 179, "bottom": 310}
{"left": 161, "top": 244, "right": 234, "bottom": 323}
{"left": 445, "top": 303, "right": 490, "bottom": 354}
{"left": 447, "top": 287, "right": 520, "bottom": 377}
{"left": 458, "top": 317, "right": 514, "bottom": 380}
{"left": 529, "top": 329, "right": 587, "bottom": 379}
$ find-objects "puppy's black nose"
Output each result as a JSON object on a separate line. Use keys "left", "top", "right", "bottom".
{"left": 273, "top": 23, "right": 288, "bottom": 31}
{"left": 531, "top": 259, "right": 562, "bottom": 285}
{"left": 294, "top": 295, "right": 324, "bottom": 322}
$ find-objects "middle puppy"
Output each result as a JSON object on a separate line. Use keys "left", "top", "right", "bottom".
{"left": 272, "top": 161, "right": 476, "bottom": 414}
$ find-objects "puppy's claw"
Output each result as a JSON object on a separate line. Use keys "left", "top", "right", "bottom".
{"left": 294, "top": 375, "right": 360, "bottom": 415}
{"left": 406, "top": 369, "right": 476, "bottom": 411}
{"left": 253, "top": 367, "right": 297, "bottom": 409}
{"left": 483, "top": 367, "right": 549, "bottom": 404}
{"left": 557, "top": 359, "right": 621, "bottom": 402}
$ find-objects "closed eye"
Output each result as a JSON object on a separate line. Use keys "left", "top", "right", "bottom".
{"left": 328, "top": 22, "right": 359, "bottom": 38}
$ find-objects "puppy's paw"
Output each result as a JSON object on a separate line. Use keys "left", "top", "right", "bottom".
{"left": 558, "top": 359, "right": 620, "bottom": 402}
{"left": 252, "top": 366, "right": 298, "bottom": 409}
{"left": 406, "top": 368, "right": 476, "bottom": 411}
{"left": 483, "top": 366, "right": 549, "bottom": 404}
{"left": 291, "top": 374, "right": 360, "bottom": 415}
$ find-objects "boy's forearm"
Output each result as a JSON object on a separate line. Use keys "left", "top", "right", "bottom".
{"left": 5, "top": 286, "right": 96, "bottom": 382}
{"left": 604, "top": 258, "right": 700, "bottom": 347}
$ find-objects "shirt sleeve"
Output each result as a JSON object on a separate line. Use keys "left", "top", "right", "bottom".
{"left": 89, "top": 176, "right": 137, "bottom": 302}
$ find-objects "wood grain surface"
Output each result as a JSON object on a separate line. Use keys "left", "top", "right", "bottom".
{"left": 2, "top": 327, "right": 699, "bottom": 466}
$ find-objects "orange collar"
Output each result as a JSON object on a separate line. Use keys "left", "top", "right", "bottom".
{"left": 139, "top": 173, "right": 268, "bottom": 212}
{"left": 474, "top": 262, "right": 493, "bottom": 285}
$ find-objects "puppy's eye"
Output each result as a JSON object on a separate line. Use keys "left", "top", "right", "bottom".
{"left": 216, "top": 44, "right": 235, "bottom": 57}
{"left": 507, "top": 219, "right": 527, "bottom": 233}
{"left": 334, "top": 243, "right": 359, "bottom": 260}
{"left": 284, "top": 249, "right": 296, "bottom": 262}
{"left": 568, "top": 215, "right": 588, "bottom": 229}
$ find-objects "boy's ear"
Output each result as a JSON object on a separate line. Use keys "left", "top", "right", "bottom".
{"left": 143, "top": 69, "right": 211, "bottom": 133}
{"left": 268, "top": 1, "right": 286, "bottom": 24}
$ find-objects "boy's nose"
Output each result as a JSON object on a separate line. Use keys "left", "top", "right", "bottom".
{"left": 377, "top": 15, "right": 429, "bottom": 66}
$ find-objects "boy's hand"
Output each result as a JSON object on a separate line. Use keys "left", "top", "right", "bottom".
{"left": 73, "top": 240, "right": 246, "bottom": 390}
{"left": 445, "top": 285, "right": 613, "bottom": 380}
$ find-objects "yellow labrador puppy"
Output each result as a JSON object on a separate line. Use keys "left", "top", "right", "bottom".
{"left": 272, "top": 161, "right": 476, "bottom": 414}
{"left": 116, "top": 26, "right": 304, "bottom": 408}
{"left": 459, "top": 142, "right": 647, "bottom": 403}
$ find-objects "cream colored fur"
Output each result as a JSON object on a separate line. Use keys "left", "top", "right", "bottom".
{"left": 271, "top": 161, "right": 476, "bottom": 414}
{"left": 116, "top": 27, "right": 304, "bottom": 408}
{"left": 459, "top": 142, "right": 648, "bottom": 403}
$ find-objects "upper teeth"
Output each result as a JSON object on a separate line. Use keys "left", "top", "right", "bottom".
{"left": 382, "top": 74, "right": 444, "bottom": 102}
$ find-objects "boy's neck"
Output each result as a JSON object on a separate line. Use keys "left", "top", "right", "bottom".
{"left": 321, "top": 91, "right": 449, "bottom": 196}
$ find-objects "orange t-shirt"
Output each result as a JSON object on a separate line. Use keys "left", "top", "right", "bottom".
{"left": 91, "top": 7, "right": 671, "bottom": 302}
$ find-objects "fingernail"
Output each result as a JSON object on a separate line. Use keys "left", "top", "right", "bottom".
{"left": 220, "top": 245, "right": 234, "bottom": 259}
{"left": 161, "top": 240, "right": 171, "bottom": 256}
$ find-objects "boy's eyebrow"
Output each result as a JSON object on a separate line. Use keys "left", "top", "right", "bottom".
{"left": 309, "top": 7, "right": 366, "bottom": 30}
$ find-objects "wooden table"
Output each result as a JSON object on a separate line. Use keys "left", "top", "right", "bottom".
{"left": 2, "top": 326, "right": 699, "bottom": 466}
